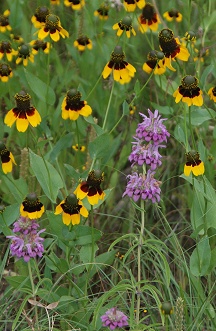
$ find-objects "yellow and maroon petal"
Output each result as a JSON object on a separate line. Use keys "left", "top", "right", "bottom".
{"left": 26, "top": 108, "right": 41, "bottom": 127}
{"left": 54, "top": 201, "right": 65, "bottom": 214}
{"left": 16, "top": 117, "right": 29, "bottom": 132}
{"left": 102, "top": 63, "right": 113, "bottom": 79}
{"left": 78, "top": 104, "right": 92, "bottom": 117}
{"left": 4, "top": 109, "right": 18, "bottom": 127}
{"left": 71, "top": 213, "right": 80, "bottom": 225}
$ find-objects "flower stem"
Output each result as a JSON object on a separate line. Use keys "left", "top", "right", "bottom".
{"left": 102, "top": 80, "right": 115, "bottom": 131}
{"left": 136, "top": 198, "right": 145, "bottom": 324}
{"left": 28, "top": 261, "right": 39, "bottom": 330}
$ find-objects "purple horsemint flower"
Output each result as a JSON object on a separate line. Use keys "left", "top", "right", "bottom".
{"left": 123, "top": 170, "right": 161, "bottom": 203}
{"left": 7, "top": 217, "right": 45, "bottom": 262}
{"left": 129, "top": 138, "right": 165, "bottom": 169}
{"left": 136, "top": 109, "right": 170, "bottom": 144}
{"left": 13, "top": 216, "right": 40, "bottom": 235}
{"left": 101, "top": 307, "right": 128, "bottom": 330}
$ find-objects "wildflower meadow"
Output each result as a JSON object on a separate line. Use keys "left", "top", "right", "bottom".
{"left": 1, "top": 0, "right": 216, "bottom": 330}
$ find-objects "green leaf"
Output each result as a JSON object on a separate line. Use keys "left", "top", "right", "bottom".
{"left": 189, "top": 108, "right": 215, "bottom": 126}
{"left": 1, "top": 176, "right": 28, "bottom": 202}
{"left": 24, "top": 69, "right": 56, "bottom": 106}
{"left": 49, "top": 133, "right": 73, "bottom": 162}
{"left": 122, "top": 100, "right": 129, "bottom": 116}
{"left": 0, "top": 204, "right": 20, "bottom": 235}
{"left": 80, "top": 243, "right": 99, "bottom": 270}
{"left": 5, "top": 275, "right": 32, "bottom": 290}
{"left": 29, "top": 150, "right": 63, "bottom": 202}
{"left": 190, "top": 236, "right": 211, "bottom": 276}
{"left": 88, "top": 133, "right": 111, "bottom": 159}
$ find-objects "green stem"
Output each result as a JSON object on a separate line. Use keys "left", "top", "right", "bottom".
{"left": 188, "top": 106, "right": 196, "bottom": 150}
{"left": 28, "top": 261, "right": 39, "bottom": 330}
{"left": 102, "top": 81, "right": 115, "bottom": 131}
{"left": 136, "top": 198, "right": 145, "bottom": 325}
{"left": 183, "top": 106, "right": 189, "bottom": 152}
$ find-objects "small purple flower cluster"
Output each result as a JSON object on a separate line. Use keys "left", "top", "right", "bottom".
{"left": 101, "top": 307, "right": 128, "bottom": 330}
{"left": 7, "top": 216, "right": 45, "bottom": 262}
{"left": 123, "top": 109, "right": 169, "bottom": 203}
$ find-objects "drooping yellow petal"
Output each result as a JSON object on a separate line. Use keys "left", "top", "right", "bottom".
{"left": 113, "top": 23, "right": 119, "bottom": 30}
{"left": 182, "top": 96, "right": 193, "bottom": 106}
{"left": 69, "top": 110, "right": 79, "bottom": 121}
{"left": 50, "top": 30, "right": 60, "bottom": 42}
{"left": 27, "top": 109, "right": 41, "bottom": 127}
{"left": 60, "top": 28, "right": 69, "bottom": 38}
{"left": 80, "top": 205, "right": 89, "bottom": 217}
{"left": 184, "top": 164, "right": 192, "bottom": 176}
{"left": 2, "top": 160, "right": 12, "bottom": 174}
{"left": 173, "top": 90, "right": 182, "bottom": 103}
{"left": 62, "top": 108, "right": 70, "bottom": 120}
{"left": 126, "top": 63, "right": 136, "bottom": 75}
{"left": 117, "top": 29, "right": 124, "bottom": 37}
{"left": 54, "top": 202, "right": 64, "bottom": 214}
{"left": 71, "top": 213, "right": 80, "bottom": 225}
{"left": 16, "top": 117, "right": 29, "bottom": 132}
{"left": 113, "top": 68, "right": 121, "bottom": 81}
{"left": 78, "top": 104, "right": 92, "bottom": 117}
{"left": 143, "top": 63, "right": 152, "bottom": 74}
{"left": 192, "top": 162, "right": 205, "bottom": 176}
{"left": 38, "top": 28, "right": 49, "bottom": 40}
{"left": 62, "top": 212, "right": 71, "bottom": 225}
{"left": 4, "top": 109, "right": 17, "bottom": 127}
{"left": 87, "top": 193, "right": 99, "bottom": 205}
{"left": 102, "top": 63, "right": 112, "bottom": 79}
{"left": 192, "top": 94, "right": 203, "bottom": 106}
{"left": 74, "top": 184, "right": 87, "bottom": 200}
{"left": 36, "top": 205, "right": 45, "bottom": 218}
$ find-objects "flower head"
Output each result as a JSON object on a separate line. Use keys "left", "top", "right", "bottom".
{"left": 123, "top": 0, "right": 145, "bottom": 12}
{"left": 173, "top": 75, "right": 203, "bottom": 106}
{"left": 143, "top": 50, "right": 165, "bottom": 75}
{"left": 113, "top": 16, "right": 136, "bottom": 38}
{"left": 129, "top": 138, "right": 164, "bottom": 169}
{"left": 61, "top": 89, "right": 92, "bottom": 121}
{"left": 101, "top": 307, "right": 128, "bottom": 330}
{"left": 38, "top": 14, "right": 69, "bottom": 42}
{"left": 0, "top": 41, "right": 17, "bottom": 61}
{"left": 208, "top": 86, "right": 216, "bottom": 102}
{"left": 51, "top": 0, "right": 60, "bottom": 4}
{"left": 123, "top": 170, "right": 161, "bottom": 203}
{"left": 163, "top": 9, "right": 182, "bottom": 22}
{"left": 136, "top": 110, "right": 170, "bottom": 144}
{"left": 0, "top": 10, "right": 11, "bottom": 32}
{"left": 64, "top": 0, "right": 85, "bottom": 10}
{"left": 20, "top": 193, "right": 45, "bottom": 219}
{"left": 0, "top": 141, "right": 16, "bottom": 174}
{"left": 184, "top": 30, "right": 196, "bottom": 42}
{"left": 102, "top": 45, "right": 136, "bottom": 84}
{"left": 184, "top": 151, "right": 204, "bottom": 176}
{"left": 55, "top": 193, "right": 88, "bottom": 225}
{"left": 7, "top": 216, "right": 45, "bottom": 262}
{"left": 194, "top": 47, "right": 209, "bottom": 62}
{"left": 16, "top": 44, "right": 34, "bottom": 66}
{"left": 4, "top": 91, "right": 42, "bottom": 132}
{"left": 0, "top": 63, "right": 13, "bottom": 82}
{"left": 138, "top": 3, "right": 160, "bottom": 33}
{"left": 31, "top": 6, "right": 50, "bottom": 28}
{"left": 72, "top": 144, "right": 86, "bottom": 152}
{"left": 74, "top": 170, "right": 105, "bottom": 205}
{"left": 94, "top": 5, "right": 109, "bottom": 20}
{"left": 74, "top": 36, "right": 93, "bottom": 52}
{"left": 158, "top": 28, "right": 190, "bottom": 71}
{"left": 161, "top": 302, "right": 173, "bottom": 315}
{"left": 30, "top": 39, "right": 51, "bottom": 55}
